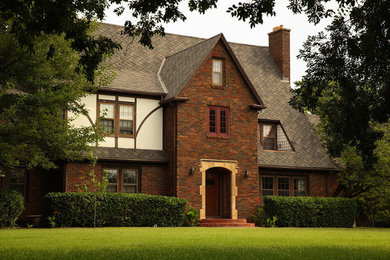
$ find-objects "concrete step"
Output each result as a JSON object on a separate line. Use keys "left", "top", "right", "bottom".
{"left": 199, "top": 218, "right": 248, "bottom": 224}
{"left": 199, "top": 218, "right": 255, "bottom": 227}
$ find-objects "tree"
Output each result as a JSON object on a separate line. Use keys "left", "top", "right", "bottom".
{"left": 0, "top": 25, "right": 110, "bottom": 171}
{"left": 0, "top": 0, "right": 341, "bottom": 81}
{"left": 291, "top": 1, "right": 390, "bottom": 167}
{"left": 336, "top": 121, "right": 390, "bottom": 226}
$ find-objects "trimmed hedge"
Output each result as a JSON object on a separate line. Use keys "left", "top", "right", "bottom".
{"left": 45, "top": 192, "right": 187, "bottom": 227}
{"left": 0, "top": 189, "right": 24, "bottom": 227}
{"left": 264, "top": 196, "right": 358, "bottom": 227}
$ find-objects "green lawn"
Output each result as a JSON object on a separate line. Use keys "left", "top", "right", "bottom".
{"left": 0, "top": 227, "right": 389, "bottom": 259}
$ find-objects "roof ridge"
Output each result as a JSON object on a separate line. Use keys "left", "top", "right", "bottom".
{"left": 164, "top": 33, "right": 221, "bottom": 59}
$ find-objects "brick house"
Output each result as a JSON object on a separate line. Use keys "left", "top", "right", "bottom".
{"left": 1, "top": 24, "right": 337, "bottom": 222}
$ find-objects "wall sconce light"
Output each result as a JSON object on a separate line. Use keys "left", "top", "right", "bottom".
{"left": 244, "top": 170, "right": 249, "bottom": 178}
{"left": 190, "top": 166, "right": 195, "bottom": 175}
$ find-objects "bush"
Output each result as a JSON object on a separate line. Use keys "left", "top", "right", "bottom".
{"left": 263, "top": 196, "right": 357, "bottom": 227}
{"left": 0, "top": 189, "right": 24, "bottom": 227}
{"left": 45, "top": 192, "right": 187, "bottom": 227}
{"left": 252, "top": 206, "right": 266, "bottom": 227}
{"left": 184, "top": 206, "right": 200, "bottom": 226}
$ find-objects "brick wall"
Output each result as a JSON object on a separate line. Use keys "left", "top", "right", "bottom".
{"left": 259, "top": 168, "right": 339, "bottom": 197}
{"left": 173, "top": 40, "right": 260, "bottom": 219}
{"left": 65, "top": 161, "right": 167, "bottom": 195}
{"left": 163, "top": 103, "right": 177, "bottom": 196}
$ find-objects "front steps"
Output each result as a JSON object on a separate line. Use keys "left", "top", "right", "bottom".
{"left": 199, "top": 218, "right": 255, "bottom": 227}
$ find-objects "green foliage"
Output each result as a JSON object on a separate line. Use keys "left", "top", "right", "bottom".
{"left": 263, "top": 196, "right": 357, "bottom": 227}
{"left": 252, "top": 206, "right": 266, "bottom": 227}
{"left": 45, "top": 192, "right": 187, "bottom": 227}
{"left": 0, "top": 28, "right": 108, "bottom": 172}
{"left": 47, "top": 211, "right": 57, "bottom": 228}
{"left": 337, "top": 121, "right": 390, "bottom": 226}
{"left": 291, "top": 1, "right": 390, "bottom": 167}
{"left": 265, "top": 216, "right": 278, "bottom": 228}
{"left": 0, "top": 189, "right": 24, "bottom": 227}
{"left": 184, "top": 206, "right": 200, "bottom": 227}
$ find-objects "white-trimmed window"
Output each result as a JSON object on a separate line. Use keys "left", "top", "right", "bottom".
{"left": 98, "top": 96, "right": 135, "bottom": 137}
{"left": 260, "top": 122, "right": 293, "bottom": 151}
{"left": 212, "top": 59, "right": 223, "bottom": 86}
{"left": 260, "top": 176, "right": 307, "bottom": 199}
{"left": 104, "top": 168, "right": 139, "bottom": 193}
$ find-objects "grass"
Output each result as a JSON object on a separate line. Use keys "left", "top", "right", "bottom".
{"left": 0, "top": 227, "right": 389, "bottom": 259}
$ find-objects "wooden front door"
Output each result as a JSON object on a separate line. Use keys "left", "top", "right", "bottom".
{"left": 206, "top": 171, "right": 220, "bottom": 217}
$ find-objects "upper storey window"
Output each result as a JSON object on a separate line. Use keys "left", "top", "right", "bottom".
{"left": 212, "top": 59, "right": 223, "bottom": 86}
{"left": 98, "top": 95, "right": 135, "bottom": 137}
{"left": 208, "top": 106, "right": 229, "bottom": 138}
{"left": 260, "top": 122, "right": 293, "bottom": 151}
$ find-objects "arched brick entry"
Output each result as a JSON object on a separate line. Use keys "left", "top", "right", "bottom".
{"left": 200, "top": 159, "right": 238, "bottom": 220}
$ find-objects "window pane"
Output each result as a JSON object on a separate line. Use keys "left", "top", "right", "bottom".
{"left": 104, "top": 169, "right": 118, "bottom": 193}
{"left": 262, "top": 190, "right": 274, "bottom": 196}
{"left": 123, "top": 170, "right": 137, "bottom": 185}
{"left": 106, "top": 184, "right": 117, "bottom": 193}
{"left": 100, "top": 104, "right": 114, "bottom": 118}
{"left": 212, "top": 72, "right": 222, "bottom": 85}
{"left": 213, "top": 60, "right": 221, "bottom": 72}
{"left": 101, "top": 119, "right": 114, "bottom": 133}
{"left": 278, "top": 177, "right": 290, "bottom": 196}
{"left": 294, "top": 179, "right": 306, "bottom": 196}
{"left": 119, "top": 120, "right": 133, "bottom": 135}
{"left": 209, "top": 109, "right": 216, "bottom": 133}
{"left": 262, "top": 177, "right": 273, "bottom": 190}
{"left": 262, "top": 124, "right": 276, "bottom": 150}
{"left": 10, "top": 169, "right": 25, "bottom": 196}
{"left": 123, "top": 185, "right": 137, "bottom": 193}
{"left": 120, "top": 105, "right": 133, "bottom": 120}
{"left": 220, "top": 110, "right": 226, "bottom": 133}
{"left": 105, "top": 169, "right": 118, "bottom": 184}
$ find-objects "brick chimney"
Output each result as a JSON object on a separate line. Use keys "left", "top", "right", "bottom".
{"left": 268, "top": 25, "right": 290, "bottom": 81}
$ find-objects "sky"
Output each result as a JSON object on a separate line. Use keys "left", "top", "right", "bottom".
{"left": 103, "top": 0, "right": 335, "bottom": 87}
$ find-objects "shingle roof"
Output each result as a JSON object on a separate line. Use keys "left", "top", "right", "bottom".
{"left": 160, "top": 34, "right": 220, "bottom": 99}
{"left": 93, "top": 147, "right": 168, "bottom": 163}
{"left": 97, "top": 22, "right": 335, "bottom": 170}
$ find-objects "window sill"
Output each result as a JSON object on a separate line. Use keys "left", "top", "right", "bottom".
{"left": 262, "top": 149, "right": 295, "bottom": 153}
{"left": 207, "top": 134, "right": 230, "bottom": 140}
{"left": 210, "top": 84, "right": 225, "bottom": 90}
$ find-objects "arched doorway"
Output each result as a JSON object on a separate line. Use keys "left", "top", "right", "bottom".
{"left": 199, "top": 159, "right": 238, "bottom": 220}
{"left": 206, "top": 167, "right": 231, "bottom": 218}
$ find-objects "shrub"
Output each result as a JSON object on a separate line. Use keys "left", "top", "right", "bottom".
{"left": 252, "top": 206, "right": 266, "bottom": 227}
{"left": 0, "top": 189, "right": 24, "bottom": 227}
{"left": 45, "top": 192, "right": 187, "bottom": 227}
{"left": 184, "top": 206, "right": 200, "bottom": 226}
{"left": 263, "top": 196, "right": 357, "bottom": 227}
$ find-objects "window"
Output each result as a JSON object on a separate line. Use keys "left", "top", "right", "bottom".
{"left": 10, "top": 169, "right": 25, "bottom": 196}
{"left": 294, "top": 179, "right": 306, "bottom": 196}
{"left": 278, "top": 177, "right": 290, "bottom": 196}
{"left": 98, "top": 97, "right": 135, "bottom": 137}
{"left": 208, "top": 106, "right": 229, "bottom": 137}
{"left": 260, "top": 176, "right": 307, "bottom": 199}
{"left": 259, "top": 122, "right": 293, "bottom": 151}
{"left": 103, "top": 168, "right": 139, "bottom": 193}
{"left": 100, "top": 103, "right": 115, "bottom": 134}
{"left": 261, "top": 177, "right": 274, "bottom": 197}
{"left": 212, "top": 59, "right": 223, "bottom": 86}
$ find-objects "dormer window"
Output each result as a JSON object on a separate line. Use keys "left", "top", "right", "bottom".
{"left": 260, "top": 122, "right": 293, "bottom": 151}
{"left": 212, "top": 59, "right": 223, "bottom": 86}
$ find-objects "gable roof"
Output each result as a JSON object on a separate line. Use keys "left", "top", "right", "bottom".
{"left": 159, "top": 33, "right": 264, "bottom": 106}
{"left": 97, "top": 22, "right": 335, "bottom": 170}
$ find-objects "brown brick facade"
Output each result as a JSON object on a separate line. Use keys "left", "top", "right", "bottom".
{"left": 65, "top": 161, "right": 167, "bottom": 195}
{"left": 170, "top": 40, "right": 260, "bottom": 219}
{"left": 259, "top": 168, "right": 339, "bottom": 199}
